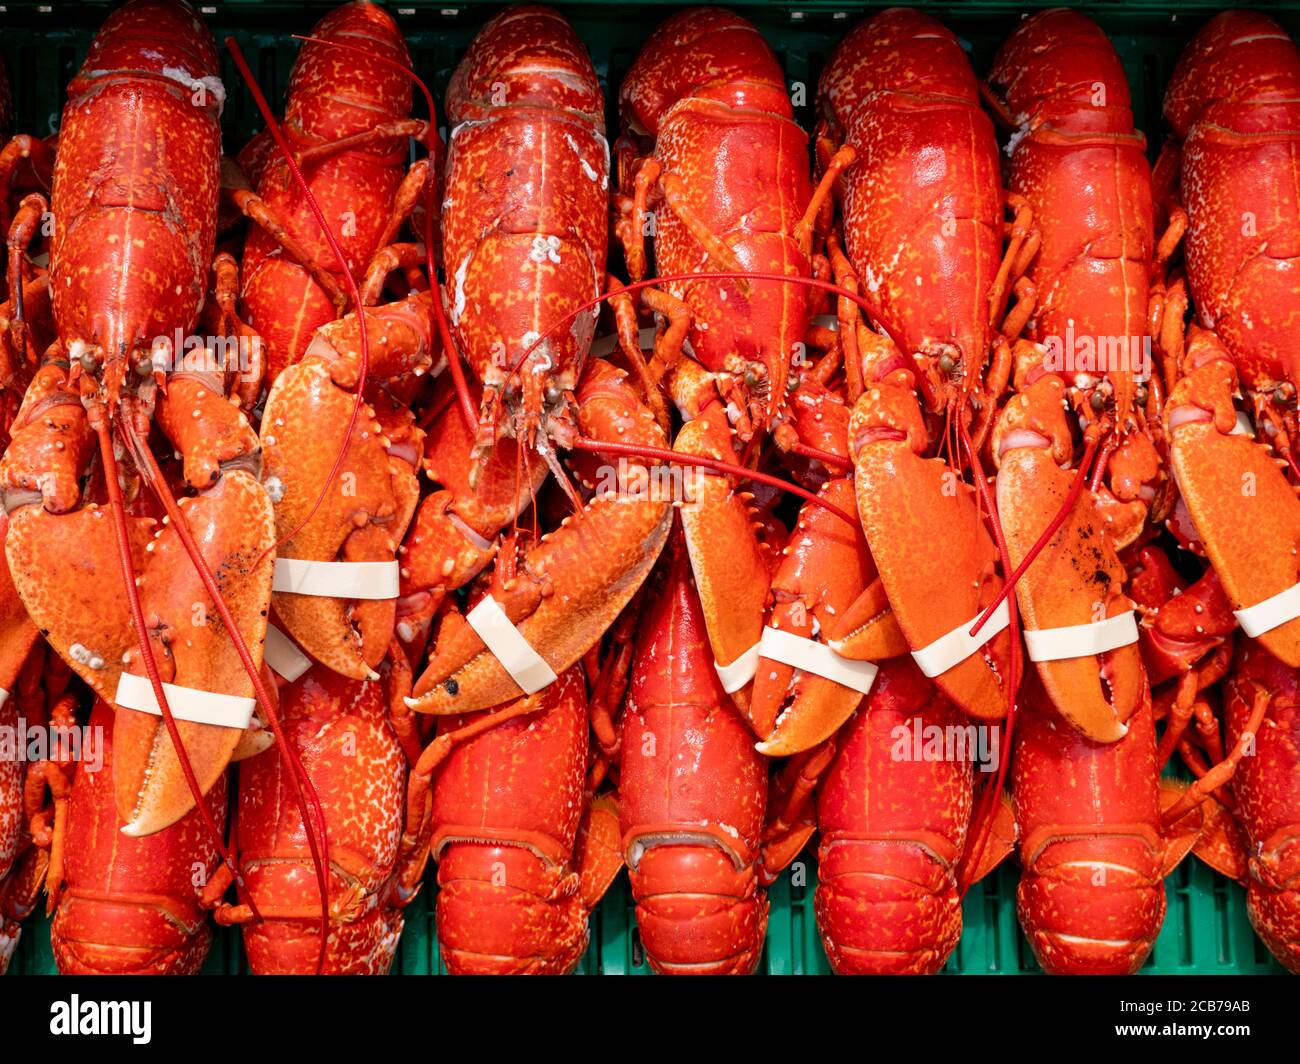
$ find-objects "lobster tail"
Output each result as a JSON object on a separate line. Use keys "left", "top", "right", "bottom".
{"left": 814, "top": 657, "right": 972, "bottom": 975}
{"left": 619, "top": 544, "right": 768, "bottom": 975}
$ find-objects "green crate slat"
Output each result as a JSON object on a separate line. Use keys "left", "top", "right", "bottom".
{"left": 1, "top": 0, "right": 1292, "bottom": 976}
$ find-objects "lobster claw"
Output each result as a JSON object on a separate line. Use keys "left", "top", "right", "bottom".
{"left": 399, "top": 378, "right": 549, "bottom": 627}
{"left": 1165, "top": 331, "right": 1300, "bottom": 666}
{"left": 750, "top": 477, "right": 905, "bottom": 756}
{"left": 993, "top": 375, "right": 1142, "bottom": 741}
{"left": 407, "top": 361, "right": 672, "bottom": 714}
{"left": 4, "top": 470, "right": 275, "bottom": 835}
{"left": 674, "top": 400, "right": 774, "bottom": 712}
{"left": 849, "top": 379, "right": 1012, "bottom": 720}
{"left": 261, "top": 303, "right": 430, "bottom": 680}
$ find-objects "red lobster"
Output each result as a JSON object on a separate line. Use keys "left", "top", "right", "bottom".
{"left": 819, "top": 8, "right": 1017, "bottom": 724}
{"left": 982, "top": 7, "right": 1152, "bottom": 742}
{"left": 617, "top": 544, "right": 768, "bottom": 974}
{"left": 405, "top": 6, "right": 673, "bottom": 716}
{"left": 206, "top": 666, "right": 427, "bottom": 974}
{"left": 46, "top": 701, "right": 227, "bottom": 975}
{"left": 814, "top": 657, "right": 1010, "bottom": 974}
{"left": 424, "top": 665, "right": 621, "bottom": 974}
{"left": 1157, "top": 10, "right": 1300, "bottom": 669}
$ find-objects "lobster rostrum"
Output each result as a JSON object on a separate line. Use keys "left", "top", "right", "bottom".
{"left": 817, "top": 8, "right": 1019, "bottom": 725}
{"left": 1157, "top": 10, "right": 1300, "bottom": 669}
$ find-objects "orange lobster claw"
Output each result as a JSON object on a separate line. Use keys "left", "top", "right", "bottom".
{"left": 261, "top": 296, "right": 431, "bottom": 680}
{"left": 407, "top": 361, "right": 672, "bottom": 715}
{"left": 750, "top": 477, "right": 905, "bottom": 757}
{"left": 5, "top": 469, "right": 274, "bottom": 836}
{"left": 1165, "top": 330, "right": 1300, "bottom": 667}
{"left": 849, "top": 379, "right": 1012, "bottom": 720}
{"left": 993, "top": 375, "right": 1142, "bottom": 742}
{"left": 674, "top": 400, "right": 774, "bottom": 702}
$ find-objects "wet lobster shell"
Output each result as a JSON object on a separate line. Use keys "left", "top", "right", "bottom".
{"left": 240, "top": 0, "right": 418, "bottom": 380}
{"left": 51, "top": 702, "right": 226, "bottom": 976}
{"left": 619, "top": 6, "right": 812, "bottom": 420}
{"left": 618, "top": 549, "right": 768, "bottom": 975}
{"left": 235, "top": 668, "right": 411, "bottom": 975}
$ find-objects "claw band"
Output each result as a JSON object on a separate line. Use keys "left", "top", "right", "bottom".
{"left": 114, "top": 672, "right": 256, "bottom": 729}
{"left": 272, "top": 558, "right": 400, "bottom": 599}
{"left": 911, "top": 600, "right": 1011, "bottom": 679}
{"left": 264, "top": 623, "right": 312, "bottom": 682}
{"left": 1234, "top": 582, "right": 1300, "bottom": 638}
{"left": 714, "top": 641, "right": 761, "bottom": 693}
{"left": 758, "top": 626, "right": 878, "bottom": 695}
{"left": 1023, "top": 610, "right": 1139, "bottom": 662}
{"left": 465, "top": 596, "right": 558, "bottom": 695}
{"left": 0, "top": 687, "right": 7, "bottom": 708}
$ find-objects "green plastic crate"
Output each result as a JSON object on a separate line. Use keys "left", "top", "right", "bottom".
{"left": 1, "top": 1, "right": 1292, "bottom": 975}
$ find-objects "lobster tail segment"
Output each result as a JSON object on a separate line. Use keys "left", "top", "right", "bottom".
{"left": 619, "top": 545, "right": 769, "bottom": 975}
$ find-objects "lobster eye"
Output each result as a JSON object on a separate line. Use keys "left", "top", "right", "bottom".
{"left": 937, "top": 353, "right": 956, "bottom": 374}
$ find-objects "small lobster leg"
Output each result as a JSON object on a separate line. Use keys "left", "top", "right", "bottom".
{"left": 408, "top": 360, "right": 672, "bottom": 715}
{"left": 760, "top": 739, "right": 837, "bottom": 882}
{"left": 0, "top": 843, "right": 49, "bottom": 974}
{"left": 260, "top": 292, "right": 433, "bottom": 679}
{"left": 1165, "top": 328, "right": 1300, "bottom": 666}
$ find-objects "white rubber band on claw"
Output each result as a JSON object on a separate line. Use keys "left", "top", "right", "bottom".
{"left": 714, "top": 642, "right": 761, "bottom": 694}
{"left": 264, "top": 624, "right": 312, "bottom": 682}
{"left": 911, "top": 600, "right": 1011, "bottom": 679}
{"left": 465, "top": 596, "right": 558, "bottom": 695}
{"left": 114, "top": 673, "right": 256, "bottom": 729}
{"left": 272, "top": 558, "right": 399, "bottom": 600}
{"left": 1023, "top": 610, "right": 1139, "bottom": 662}
{"left": 758, "top": 627, "right": 878, "bottom": 695}
{"left": 0, "top": 687, "right": 8, "bottom": 708}
{"left": 1234, "top": 582, "right": 1300, "bottom": 638}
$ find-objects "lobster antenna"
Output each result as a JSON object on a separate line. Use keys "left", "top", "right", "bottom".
{"left": 955, "top": 418, "right": 1022, "bottom": 896}
{"left": 92, "top": 418, "right": 264, "bottom": 926}
{"left": 291, "top": 32, "right": 478, "bottom": 433}
{"left": 569, "top": 437, "right": 857, "bottom": 526}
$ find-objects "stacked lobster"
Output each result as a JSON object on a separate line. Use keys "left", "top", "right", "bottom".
{"left": 0, "top": 0, "right": 1298, "bottom": 979}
